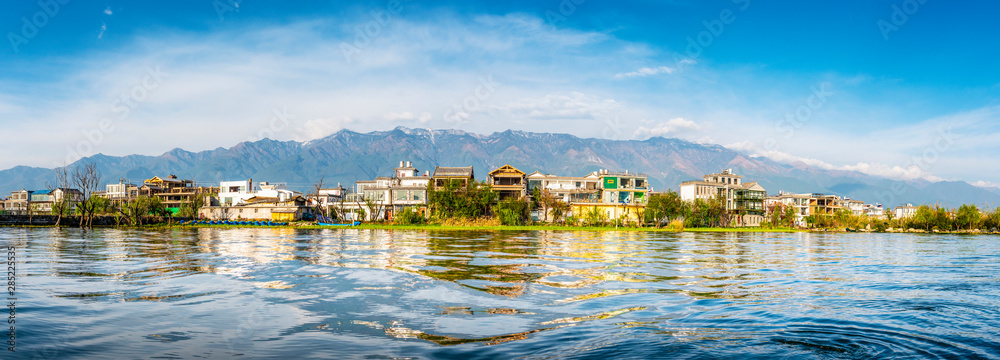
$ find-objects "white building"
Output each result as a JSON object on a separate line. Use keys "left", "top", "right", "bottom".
{"left": 342, "top": 161, "right": 431, "bottom": 221}
{"left": 679, "top": 169, "right": 767, "bottom": 227}
{"left": 895, "top": 203, "right": 917, "bottom": 219}
{"left": 766, "top": 192, "right": 812, "bottom": 227}
{"left": 526, "top": 171, "right": 602, "bottom": 203}
{"left": 218, "top": 179, "right": 301, "bottom": 206}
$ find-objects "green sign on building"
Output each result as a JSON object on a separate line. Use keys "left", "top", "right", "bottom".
{"left": 603, "top": 177, "right": 618, "bottom": 189}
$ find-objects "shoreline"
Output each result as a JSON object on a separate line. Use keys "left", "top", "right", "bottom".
{"left": 5, "top": 223, "right": 997, "bottom": 234}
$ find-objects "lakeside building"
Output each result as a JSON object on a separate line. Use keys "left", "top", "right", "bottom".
{"left": 3, "top": 188, "right": 84, "bottom": 215}
{"left": 488, "top": 165, "right": 528, "bottom": 200}
{"left": 680, "top": 169, "right": 766, "bottom": 227}
{"left": 432, "top": 166, "right": 475, "bottom": 189}
{"left": 200, "top": 179, "right": 313, "bottom": 221}
{"left": 341, "top": 161, "right": 432, "bottom": 221}
{"left": 199, "top": 195, "right": 314, "bottom": 221}
{"left": 307, "top": 184, "right": 348, "bottom": 209}
{"left": 569, "top": 169, "right": 650, "bottom": 223}
{"left": 809, "top": 194, "right": 843, "bottom": 216}
{"left": 894, "top": 204, "right": 917, "bottom": 218}
{"left": 766, "top": 192, "right": 886, "bottom": 226}
{"left": 218, "top": 179, "right": 300, "bottom": 206}
{"left": 139, "top": 175, "right": 218, "bottom": 214}
{"left": 3, "top": 189, "right": 33, "bottom": 215}
{"left": 526, "top": 171, "right": 602, "bottom": 204}
{"left": 765, "top": 192, "right": 812, "bottom": 227}
{"left": 29, "top": 188, "right": 84, "bottom": 214}
{"left": 104, "top": 179, "right": 139, "bottom": 206}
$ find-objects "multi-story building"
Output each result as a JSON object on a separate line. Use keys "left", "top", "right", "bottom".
{"left": 680, "top": 169, "right": 767, "bottom": 226}
{"left": 809, "top": 194, "right": 842, "bottom": 216}
{"left": 140, "top": 175, "right": 218, "bottom": 213}
{"left": 432, "top": 166, "right": 475, "bottom": 189}
{"left": 343, "top": 161, "right": 432, "bottom": 221}
{"left": 29, "top": 188, "right": 84, "bottom": 214}
{"left": 4, "top": 189, "right": 33, "bottom": 215}
{"left": 894, "top": 203, "right": 917, "bottom": 219}
{"left": 526, "top": 171, "right": 602, "bottom": 203}
{"left": 570, "top": 169, "right": 650, "bottom": 223}
{"left": 307, "top": 183, "right": 348, "bottom": 209}
{"left": 765, "top": 192, "right": 812, "bottom": 227}
{"left": 104, "top": 179, "right": 139, "bottom": 205}
{"left": 218, "top": 179, "right": 300, "bottom": 206}
{"left": 488, "top": 165, "right": 527, "bottom": 200}
{"left": 199, "top": 195, "right": 314, "bottom": 221}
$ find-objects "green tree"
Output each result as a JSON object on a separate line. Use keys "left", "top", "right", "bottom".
{"left": 645, "top": 191, "right": 684, "bottom": 227}
{"left": 495, "top": 197, "right": 530, "bottom": 225}
{"left": 178, "top": 195, "right": 208, "bottom": 218}
{"left": 955, "top": 204, "right": 981, "bottom": 230}
{"left": 984, "top": 207, "right": 1000, "bottom": 231}
{"left": 783, "top": 205, "right": 797, "bottom": 228}
{"left": 428, "top": 179, "right": 496, "bottom": 220}
{"left": 911, "top": 205, "right": 936, "bottom": 230}
{"left": 395, "top": 207, "right": 426, "bottom": 225}
{"left": 582, "top": 206, "right": 607, "bottom": 226}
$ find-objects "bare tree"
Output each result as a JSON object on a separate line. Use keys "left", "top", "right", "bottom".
{"left": 312, "top": 176, "right": 327, "bottom": 220}
{"left": 362, "top": 196, "right": 385, "bottom": 222}
{"left": 46, "top": 167, "right": 72, "bottom": 226}
{"left": 72, "top": 163, "right": 103, "bottom": 228}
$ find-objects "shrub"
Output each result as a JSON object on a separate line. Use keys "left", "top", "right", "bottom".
{"left": 665, "top": 219, "right": 684, "bottom": 231}
{"left": 395, "top": 207, "right": 426, "bottom": 225}
{"left": 496, "top": 198, "right": 530, "bottom": 226}
{"left": 582, "top": 207, "right": 607, "bottom": 227}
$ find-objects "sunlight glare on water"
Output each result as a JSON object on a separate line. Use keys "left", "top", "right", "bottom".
{"left": 5, "top": 228, "right": 999, "bottom": 359}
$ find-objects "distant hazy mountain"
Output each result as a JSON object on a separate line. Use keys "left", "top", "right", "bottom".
{"left": 2, "top": 127, "right": 998, "bottom": 208}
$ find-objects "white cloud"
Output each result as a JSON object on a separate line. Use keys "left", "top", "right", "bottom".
{"left": 727, "top": 142, "right": 945, "bottom": 182}
{"left": 972, "top": 180, "right": 1000, "bottom": 189}
{"left": 634, "top": 118, "right": 702, "bottom": 139}
{"left": 294, "top": 117, "right": 355, "bottom": 141}
{"left": 384, "top": 112, "right": 432, "bottom": 123}
{"left": 104, "top": 7, "right": 113, "bottom": 15}
{"left": 98, "top": 23, "right": 106, "bottom": 39}
{"left": 615, "top": 66, "right": 675, "bottom": 79}
{"left": 490, "top": 92, "right": 621, "bottom": 120}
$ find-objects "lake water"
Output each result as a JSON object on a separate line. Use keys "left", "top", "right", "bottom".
{"left": 4, "top": 228, "right": 999, "bottom": 359}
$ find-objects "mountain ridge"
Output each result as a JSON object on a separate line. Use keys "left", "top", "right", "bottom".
{"left": 2, "top": 126, "right": 997, "bottom": 208}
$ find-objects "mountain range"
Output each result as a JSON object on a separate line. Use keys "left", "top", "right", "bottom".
{"left": 2, "top": 126, "right": 998, "bottom": 209}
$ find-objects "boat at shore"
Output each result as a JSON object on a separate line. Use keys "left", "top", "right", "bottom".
{"left": 317, "top": 220, "right": 362, "bottom": 226}
{"left": 316, "top": 215, "right": 361, "bottom": 227}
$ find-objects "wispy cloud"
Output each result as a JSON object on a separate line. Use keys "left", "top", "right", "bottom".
{"left": 726, "top": 141, "right": 946, "bottom": 182}
{"left": 104, "top": 6, "right": 113, "bottom": 15}
{"left": 634, "top": 118, "right": 702, "bottom": 139}
{"left": 98, "top": 23, "right": 106, "bottom": 39}
{"left": 384, "top": 112, "right": 432, "bottom": 123}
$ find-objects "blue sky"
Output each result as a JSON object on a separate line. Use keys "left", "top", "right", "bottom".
{"left": 2, "top": 0, "right": 999, "bottom": 187}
